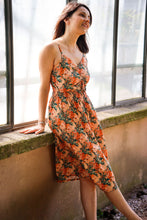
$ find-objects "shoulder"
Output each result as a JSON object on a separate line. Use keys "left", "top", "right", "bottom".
{"left": 39, "top": 40, "right": 59, "bottom": 60}
{"left": 39, "top": 40, "right": 62, "bottom": 72}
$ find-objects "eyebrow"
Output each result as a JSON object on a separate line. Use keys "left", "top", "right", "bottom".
{"left": 79, "top": 11, "right": 90, "bottom": 18}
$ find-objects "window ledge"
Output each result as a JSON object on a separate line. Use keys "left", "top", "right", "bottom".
{"left": 0, "top": 102, "right": 147, "bottom": 161}
{"left": 0, "top": 128, "right": 55, "bottom": 160}
{"left": 97, "top": 101, "right": 147, "bottom": 129}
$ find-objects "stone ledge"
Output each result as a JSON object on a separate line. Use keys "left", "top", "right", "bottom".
{"left": 0, "top": 101, "right": 146, "bottom": 160}
{"left": 98, "top": 102, "right": 147, "bottom": 129}
{"left": 0, "top": 128, "right": 54, "bottom": 160}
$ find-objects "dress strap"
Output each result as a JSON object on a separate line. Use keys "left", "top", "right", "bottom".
{"left": 57, "top": 44, "right": 63, "bottom": 55}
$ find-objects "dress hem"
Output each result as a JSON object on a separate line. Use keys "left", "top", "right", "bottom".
{"left": 55, "top": 176, "right": 118, "bottom": 193}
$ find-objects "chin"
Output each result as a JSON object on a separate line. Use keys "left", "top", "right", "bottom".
{"left": 78, "top": 29, "right": 88, "bottom": 35}
{"left": 81, "top": 30, "right": 88, "bottom": 35}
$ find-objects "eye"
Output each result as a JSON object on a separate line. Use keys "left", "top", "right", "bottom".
{"left": 80, "top": 13, "right": 85, "bottom": 17}
{"left": 79, "top": 13, "right": 90, "bottom": 23}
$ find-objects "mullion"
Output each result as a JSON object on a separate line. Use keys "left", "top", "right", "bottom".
{"left": 142, "top": 0, "right": 147, "bottom": 98}
{"left": 4, "top": 0, "right": 14, "bottom": 128}
{"left": 111, "top": 0, "right": 119, "bottom": 107}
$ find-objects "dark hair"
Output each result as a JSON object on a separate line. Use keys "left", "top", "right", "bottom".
{"left": 53, "top": 2, "right": 92, "bottom": 53}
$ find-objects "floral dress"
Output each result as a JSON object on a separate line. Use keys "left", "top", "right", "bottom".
{"left": 48, "top": 45, "right": 118, "bottom": 192}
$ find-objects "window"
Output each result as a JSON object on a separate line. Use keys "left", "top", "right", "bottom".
{"left": 79, "top": 0, "right": 147, "bottom": 109}
{"left": 116, "top": 0, "right": 146, "bottom": 101}
{"left": 13, "top": 0, "right": 66, "bottom": 125}
{"left": 0, "top": 0, "right": 13, "bottom": 133}
{"left": 79, "top": 0, "right": 115, "bottom": 108}
{"left": 0, "top": 0, "right": 66, "bottom": 133}
{"left": 0, "top": 0, "right": 146, "bottom": 133}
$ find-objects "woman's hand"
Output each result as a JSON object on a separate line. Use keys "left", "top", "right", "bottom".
{"left": 20, "top": 124, "right": 45, "bottom": 135}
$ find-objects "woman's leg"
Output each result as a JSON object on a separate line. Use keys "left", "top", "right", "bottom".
{"left": 79, "top": 178, "right": 97, "bottom": 220}
{"left": 79, "top": 178, "right": 142, "bottom": 220}
{"left": 104, "top": 187, "right": 142, "bottom": 220}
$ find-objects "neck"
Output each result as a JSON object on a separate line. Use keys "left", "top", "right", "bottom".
{"left": 60, "top": 30, "right": 80, "bottom": 50}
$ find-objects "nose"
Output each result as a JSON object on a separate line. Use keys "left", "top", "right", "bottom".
{"left": 85, "top": 19, "right": 90, "bottom": 26}
{"left": 85, "top": 17, "right": 90, "bottom": 24}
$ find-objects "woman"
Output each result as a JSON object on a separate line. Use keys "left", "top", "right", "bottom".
{"left": 21, "top": 2, "right": 142, "bottom": 220}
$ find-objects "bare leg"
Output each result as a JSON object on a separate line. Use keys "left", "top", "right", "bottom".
{"left": 79, "top": 178, "right": 142, "bottom": 220}
{"left": 104, "top": 187, "right": 142, "bottom": 220}
{"left": 79, "top": 178, "right": 97, "bottom": 220}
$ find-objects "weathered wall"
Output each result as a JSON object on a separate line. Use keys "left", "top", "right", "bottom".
{"left": 0, "top": 117, "right": 146, "bottom": 220}
{"left": 97, "top": 117, "right": 147, "bottom": 208}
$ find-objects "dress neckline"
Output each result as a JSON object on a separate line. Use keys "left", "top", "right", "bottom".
{"left": 58, "top": 44, "right": 84, "bottom": 67}
{"left": 62, "top": 53, "right": 84, "bottom": 67}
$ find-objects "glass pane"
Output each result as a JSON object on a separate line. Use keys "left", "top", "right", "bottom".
{"left": 0, "top": 0, "right": 7, "bottom": 125}
{"left": 13, "top": 0, "right": 66, "bottom": 124}
{"left": 116, "top": 0, "right": 146, "bottom": 101}
{"left": 116, "top": 66, "right": 143, "bottom": 100}
{"left": 78, "top": 0, "right": 115, "bottom": 108}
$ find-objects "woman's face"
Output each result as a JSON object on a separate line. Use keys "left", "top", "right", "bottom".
{"left": 66, "top": 6, "right": 91, "bottom": 35}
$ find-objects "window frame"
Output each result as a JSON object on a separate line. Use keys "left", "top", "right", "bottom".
{"left": 0, "top": 0, "right": 146, "bottom": 134}
{"left": 142, "top": 0, "right": 147, "bottom": 99}
{"left": 0, "top": 0, "right": 14, "bottom": 134}
{"left": 95, "top": 0, "right": 147, "bottom": 112}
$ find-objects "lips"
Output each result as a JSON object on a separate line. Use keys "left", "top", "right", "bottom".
{"left": 82, "top": 23, "right": 89, "bottom": 28}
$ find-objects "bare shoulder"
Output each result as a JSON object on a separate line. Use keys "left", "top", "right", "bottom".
{"left": 39, "top": 42, "right": 56, "bottom": 59}
{"left": 39, "top": 40, "right": 60, "bottom": 59}
{"left": 39, "top": 41, "right": 60, "bottom": 72}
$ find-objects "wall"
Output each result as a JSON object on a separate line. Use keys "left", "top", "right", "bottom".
{"left": 0, "top": 117, "right": 147, "bottom": 220}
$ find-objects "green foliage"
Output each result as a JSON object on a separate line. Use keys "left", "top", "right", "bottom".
{"left": 97, "top": 208, "right": 103, "bottom": 218}
{"left": 120, "top": 217, "right": 127, "bottom": 220}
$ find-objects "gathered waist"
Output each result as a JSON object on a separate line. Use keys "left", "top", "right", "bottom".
{"left": 52, "top": 83, "right": 86, "bottom": 97}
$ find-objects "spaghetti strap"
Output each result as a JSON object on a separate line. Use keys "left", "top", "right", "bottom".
{"left": 57, "top": 44, "right": 63, "bottom": 55}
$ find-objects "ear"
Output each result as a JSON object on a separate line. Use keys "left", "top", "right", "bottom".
{"left": 64, "top": 17, "right": 70, "bottom": 24}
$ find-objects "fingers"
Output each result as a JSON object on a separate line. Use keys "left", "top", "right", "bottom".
{"left": 19, "top": 129, "right": 31, "bottom": 134}
{"left": 23, "top": 129, "right": 35, "bottom": 134}
{"left": 19, "top": 125, "right": 45, "bottom": 135}
{"left": 19, "top": 127, "right": 37, "bottom": 134}
{"left": 19, "top": 127, "right": 45, "bottom": 135}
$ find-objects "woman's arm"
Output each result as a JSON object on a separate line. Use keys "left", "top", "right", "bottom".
{"left": 20, "top": 43, "right": 56, "bottom": 134}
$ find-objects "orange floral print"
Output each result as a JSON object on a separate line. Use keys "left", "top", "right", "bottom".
{"left": 48, "top": 45, "right": 118, "bottom": 192}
